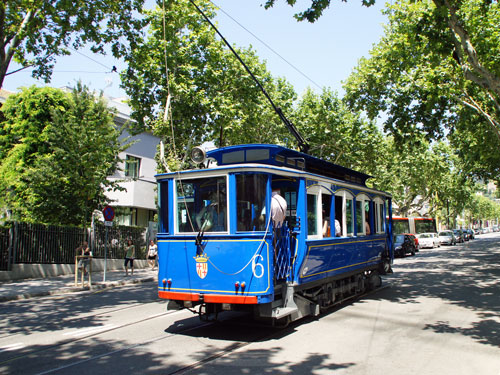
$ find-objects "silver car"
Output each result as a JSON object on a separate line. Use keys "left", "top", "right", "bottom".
{"left": 417, "top": 232, "right": 440, "bottom": 248}
{"left": 438, "top": 230, "right": 456, "bottom": 245}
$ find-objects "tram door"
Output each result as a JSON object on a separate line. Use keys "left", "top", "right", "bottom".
{"left": 273, "top": 180, "right": 298, "bottom": 282}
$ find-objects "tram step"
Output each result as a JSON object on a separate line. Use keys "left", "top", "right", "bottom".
{"left": 273, "top": 306, "right": 298, "bottom": 319}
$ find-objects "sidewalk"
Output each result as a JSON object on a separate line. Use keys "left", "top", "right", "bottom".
{"left": 0, "top": 267, "right": 158, "bottom": 302}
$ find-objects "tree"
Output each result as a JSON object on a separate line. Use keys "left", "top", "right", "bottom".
{"left": 292, "top": 88, "right": 384, "bottom": 174}
{"left": 0, "top": 0, "right": 146, "bottom": 89}
{"left": 0, "top": 84, "right": 125, "bottom": 226}
{"left": 120, "top": 0, "right": 297, "bottom": 170}
{"left": 344, "top": 0, "right": 500, "bottom": 182}
{"left": 265, "top": 0, "right": 500, "bottom": 182}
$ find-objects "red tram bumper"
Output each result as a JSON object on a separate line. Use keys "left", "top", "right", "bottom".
{"left": 159, "top": 290, "right": 258, "bottom": 304}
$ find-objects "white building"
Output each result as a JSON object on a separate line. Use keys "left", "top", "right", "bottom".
{"left": 105, "top": 97, "right": 160, "bottom": 227}
{"left": 1, "top": 88, "right": 160, "bottom": 228}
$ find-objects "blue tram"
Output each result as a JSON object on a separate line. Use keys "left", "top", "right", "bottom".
{"left": 156, "top": 143, "right": 393, "bottom": 322}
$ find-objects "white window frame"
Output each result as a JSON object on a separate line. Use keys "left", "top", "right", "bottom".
{"left": 306, "top": 185, "right": 322, "bottom": 239}
{"left": 174, "top": 174, "right": 229, "bottom": 235}
{"left": 335, "top": 189, "right": 354, "bottom": 237}
{"left": 356, "top": 193, "right": 371, "bottom": 236}
{"left": 373, "top": 197, "right": 385, "bottom": 234}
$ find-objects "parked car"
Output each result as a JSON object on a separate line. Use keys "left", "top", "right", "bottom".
{"left": 417, "top": 232, "right": 440, "bottom": 248}
{"left": 438, "top": 230, "right": 457, "bottom": 245}
{"left": 453, "top": 229, "right": 465, "bottom": 243}
{"left": 402, "top": 233, "right": 419, "bottom": 251}
{"left": 394, "top": 234, "right": 417, "bottom": 257}
{"left": 466, "top": 229, "right": 475, "bottom": 240}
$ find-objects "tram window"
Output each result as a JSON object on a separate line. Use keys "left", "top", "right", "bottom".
{"left": 379, "top": 202, "right": 385, "bottom": 232}
{"left": 334, "top": 195, "right": 343, "bottom": 236}
{"left": 236, "top": 174, "right": 267, "bottom": 231}
{"left": 176, "top": 176, "right": 227, "bottom": 233}
{"left": 356, "top": 200, "right": 363, "bottom": 235}
{"left": 374, "top": 198, "right": 385, "bottom": 233}
{"left": 322, "top": 194, "right": 332, "bottom": 237}
{"left": 356, "top": 194, "right": 371, "bottom": 236}
{"left": 307, "top": 194, "right": 318, "bottom": 236}
{"left": 346, "top": 197, "right": 354, "bottom": 236}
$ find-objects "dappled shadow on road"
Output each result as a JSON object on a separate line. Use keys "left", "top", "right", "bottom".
{"left": 0, "top": 319, "right": 354, "bottom": 375}
{"left": 0, "top": 282, "right": 160, "bottom": 337}
{"left": 367, "top": 234, "right": 500, "bottom": 348}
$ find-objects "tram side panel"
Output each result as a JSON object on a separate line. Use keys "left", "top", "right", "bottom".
{"left": 158, "top": 235, "right": 275, "bottom": 305}
{"left": 297, "top": 236, "right": 384, "bottom": 284}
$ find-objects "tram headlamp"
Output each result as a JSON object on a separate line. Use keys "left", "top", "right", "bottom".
{"left": 191, "top": 146, "right": 206, "bottom": 164}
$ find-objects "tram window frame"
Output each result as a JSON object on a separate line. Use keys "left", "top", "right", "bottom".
{"left": 373, "top": 197, "right": 385, "bottom": 233}
{"left": 335, "top": 190, "right": 355, "bottom": 237}
{"left": 158, "top": 181, "right": 169, "bottom": 233}
{"left": 307, "top": 193, "right": 319, "bottom": 238}
{"left": 174, "top": 175, "right": 228, "bottom": 234}
{"left": 321, "top": 192, "right": 333, "bottom": 238}
{"left": 306, "top": 184, "right": 332, "bottom": 239}
{"left": 356, "top": 193, "right": 371, "bottom": 236}
{"left": 236, "top": 173, "right": 267, "bottom": 232}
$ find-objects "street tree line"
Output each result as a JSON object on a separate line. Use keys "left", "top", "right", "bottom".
{"left": 1, "top": 0, "right": 499, "bottom": 227}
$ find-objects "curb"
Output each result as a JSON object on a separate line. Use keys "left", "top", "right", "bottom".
{"left": 0, "top": 276, "right": 156, "bottom": 303}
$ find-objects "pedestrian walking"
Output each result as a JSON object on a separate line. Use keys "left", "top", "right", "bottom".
{"left": 124, "top": 239, "right": 135, "bottom": 276}
{"left": 147, "top": 240, "right": 157, "bottom": 270}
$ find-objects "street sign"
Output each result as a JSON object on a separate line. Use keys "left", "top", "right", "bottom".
{"left": 104, "top": 221, "right": 113, "bottom": 227}
{"left": 102, "top": 205, "right": 115, "bottom": 222}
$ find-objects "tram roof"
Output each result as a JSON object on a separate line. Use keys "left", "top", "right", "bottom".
{"left": 206, "top": 144, "right": 371, "bottom": 186}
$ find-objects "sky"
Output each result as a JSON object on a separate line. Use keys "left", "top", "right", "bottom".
{"left": 3, "top": 0, "right": 388, "bottom": 100}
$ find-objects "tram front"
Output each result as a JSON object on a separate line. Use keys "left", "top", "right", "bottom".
{"left": 156, "top": 169, "right": 288, "bottom": 317}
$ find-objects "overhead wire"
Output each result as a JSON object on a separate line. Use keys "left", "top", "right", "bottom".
{"left": 209, "top": 0, "right": 323, "bottom": 91}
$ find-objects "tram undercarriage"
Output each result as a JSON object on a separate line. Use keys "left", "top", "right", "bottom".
{"left": 167, "top": 267, "right": 383, "bottom": 325}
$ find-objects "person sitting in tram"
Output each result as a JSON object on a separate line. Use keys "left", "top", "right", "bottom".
{"left": 196, "top": 191, "right": 226, "bottom": 231}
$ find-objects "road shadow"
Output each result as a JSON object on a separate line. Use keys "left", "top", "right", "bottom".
{"left": 363, "top": 235, "right": 500, "bottom": 347}
{"left": 0, "top": 282, "right": 160, "bottom": 337}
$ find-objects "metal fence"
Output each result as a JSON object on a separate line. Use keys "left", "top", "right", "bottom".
{"left": 92, "top": 224, "right": 147, "bottom": 260}
{"left": 0, "top": 222, "right": 148, "bottom": 271}
{"left": 0, "top": 226, "right": 10, "bottom": 271}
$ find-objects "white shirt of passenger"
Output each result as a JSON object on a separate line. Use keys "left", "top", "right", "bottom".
{"left": 271, "top": 191, "right": 287, "bottom": 228}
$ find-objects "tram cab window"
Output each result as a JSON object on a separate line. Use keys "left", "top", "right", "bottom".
{"left": 356, "top": 194, "right": 371, "bottom": 236}
{"left": 236, "top": 174, "right": 267, "bottom": 232}
{"left": 176, "top": 176, "right": 227, "bottom": 233}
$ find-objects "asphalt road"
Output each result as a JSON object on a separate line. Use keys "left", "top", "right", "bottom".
{"left": 1, "top": 233, "right": 499, "bottom": 375}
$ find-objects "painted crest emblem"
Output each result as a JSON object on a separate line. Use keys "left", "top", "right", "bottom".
{"left": 194, "top": 253, "right": 209, "bottom": 279}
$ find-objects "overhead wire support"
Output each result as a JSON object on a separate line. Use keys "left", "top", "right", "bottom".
{"left": 188, "top": 0, "right": 310, "bottom": 154}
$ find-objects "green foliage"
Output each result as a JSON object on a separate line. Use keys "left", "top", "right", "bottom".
{"left": 0, "top": 0, "right": 147, "bottom": 88}
{"left": 0, "top": 84, "right": 124, "bottom": 226}
{"left": 292, "top": 88, "right": 384, "bottom": 174}
{"left": 264, "top": 0, "right": 377, "bottom": 22}
{"left": 120, "top": 0, "right": 297, "bottom": 169}
{"left": 343, "top": 0, "right": 500, "bottom": 181}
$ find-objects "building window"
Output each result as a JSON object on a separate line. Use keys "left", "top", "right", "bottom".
{"left": 125, "top": 155, "right": 141, "bottom": 179}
